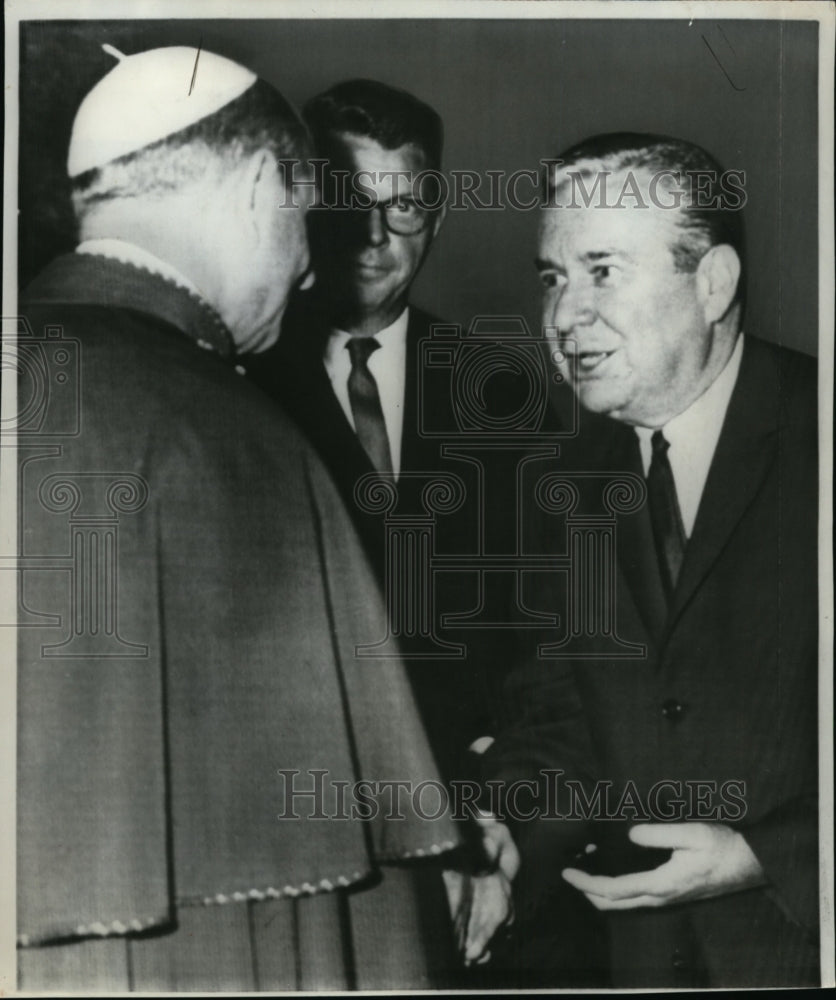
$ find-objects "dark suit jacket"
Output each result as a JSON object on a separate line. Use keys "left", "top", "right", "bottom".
{"left": 247, "top": 294, "right": 512, "bottom": 779}
{"left": 485, "top": 335, "right": 819, "bottom": 987}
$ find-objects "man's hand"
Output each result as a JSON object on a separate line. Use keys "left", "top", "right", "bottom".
{"left": 562, "top": 822, "right": 765, "bottom": 910}
{"left": 443, "top": 815, "right": 520, "bottom": 965}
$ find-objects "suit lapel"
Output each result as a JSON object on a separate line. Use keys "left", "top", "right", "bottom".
{"left": 273, "top": 298, "right": 375, "bottom": 492}
{"left": 562, "top": 417, "right": 665, "bottom": 646}
{"left": 307, "top": 361, "right": 375, "bottom": 487}
{"left": 400, "top": 307, "right": 440, "bottom": 474}
{"left": 668, "top": 336, "right": 781, "bottom": 629}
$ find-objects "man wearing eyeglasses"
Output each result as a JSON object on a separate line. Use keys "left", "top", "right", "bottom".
{"left": 247, "top": 78, "right": 517, "bottom": 978}
{"left": 250, "top": 79, "right": 446, "bottom": 534}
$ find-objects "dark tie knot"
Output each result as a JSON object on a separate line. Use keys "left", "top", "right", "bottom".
{"left": 651, "top": 429, "right": 670, "bottom": 457}
{"left": 347, "top": 336, "right": 381, "bottom": 369}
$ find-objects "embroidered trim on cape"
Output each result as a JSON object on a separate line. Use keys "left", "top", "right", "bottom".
{"left": 16, "top": 842, "right": 460, "bottom": 944}
{"left": 191, "top": 870, "right": 367, "bottom": 908}
{"left": 75, "top": 246, "right": 233, "bottom": 356}
{"left": 376, "top": 838, "right": 459, "bottom": 862}
{"left": 17, "top": 914, "right": 164, "bottom": 947}
{"left": 187, "top": 838, "right": 460, "bottom": 908}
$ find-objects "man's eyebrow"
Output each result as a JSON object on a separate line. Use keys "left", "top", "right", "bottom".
{"left": 535, "top": 249, "right": 630, "bottom": 271}
{"left": 582, "top": 249, "right": 628, "bottom": 262}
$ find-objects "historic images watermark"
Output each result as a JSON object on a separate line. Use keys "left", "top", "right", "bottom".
{"left": 277, "top": 768, "right": 748, "bottom": 824}
{"left": 278, "top": 161, "right": 748, "bottom": 212}
{"left": 6, "top": 154, "right": 749, "bottom": 663}
{"left": 5, "top": 147, "right": 748, "bottom": 662}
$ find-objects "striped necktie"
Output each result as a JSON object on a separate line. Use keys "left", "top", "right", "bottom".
{"left": 346, "top": 336, "right": 393, "bottom": 475}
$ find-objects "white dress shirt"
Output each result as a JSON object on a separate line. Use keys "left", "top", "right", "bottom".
{"left": 635, "top": 334, "right": 744, "bottom": 538}
{"left": 323, "top": 308, "right": 409, "bottom": 477}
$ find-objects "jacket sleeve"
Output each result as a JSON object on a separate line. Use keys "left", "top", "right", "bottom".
{"left": 475, "top": 651, "right": 601, "bottom": 921}
{"left": 740, "top": 794, "right": 820, "bottom": 937}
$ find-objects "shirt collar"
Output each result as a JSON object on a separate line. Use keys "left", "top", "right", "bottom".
{"left": 324, "top": 306, "right": 410, "bottom": 364}
{"left": 635, "top": 334, "right": 744, "bottom": 461}
{"left": 666, "top": 332, "right": 744, "bottom": 442}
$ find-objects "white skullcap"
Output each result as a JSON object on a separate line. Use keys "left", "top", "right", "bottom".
{"left": 67, "top": 45, "right": 257, "bottom": 178}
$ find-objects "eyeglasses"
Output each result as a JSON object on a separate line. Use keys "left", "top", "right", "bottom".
{"left": 372, "top": 198, "right": 434, "bottom": 236}
{"left": 312, "top": 197, "right": 434, "bottom": 236}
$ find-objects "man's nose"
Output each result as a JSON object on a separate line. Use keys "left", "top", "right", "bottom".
{"left": 552, "top": 279, "right": 596, "bottom": 335}
{"left": 361, "top": 206, "right": 389, "bottom": 247}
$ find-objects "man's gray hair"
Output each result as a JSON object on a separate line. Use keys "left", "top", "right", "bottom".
{"left": 546, "top": 132, "right": 746, "bottom": 317}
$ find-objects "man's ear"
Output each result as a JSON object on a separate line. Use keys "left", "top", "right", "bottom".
{"left": 696, "top": 243, "right": 741, "bottom": 323}
{"left": 240, "top": 150, "right": 275, "bottom": 245}
{"left": 430, "top": 202, "right": 448, "bottom": 240}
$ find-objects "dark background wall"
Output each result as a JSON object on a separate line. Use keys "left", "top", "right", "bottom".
{"left": 19, "top": 17, "right": 819, "bottom": 354}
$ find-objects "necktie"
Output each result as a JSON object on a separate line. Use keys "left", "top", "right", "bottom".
{"left": 347, "top": 337, "right": 394, "bottom": 475}
{"left": 646, "top": 430, "right": 687, "bottom": 600}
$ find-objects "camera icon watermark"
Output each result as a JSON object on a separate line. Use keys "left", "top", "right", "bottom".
{"left": 418, "top": 314, "right": 575, "bottom": 441}
{"left": 1, "top": 316, "right": 81, "bottom": 437}
{"left": 351, "top": 314, "right": 643, "bottom": 661}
